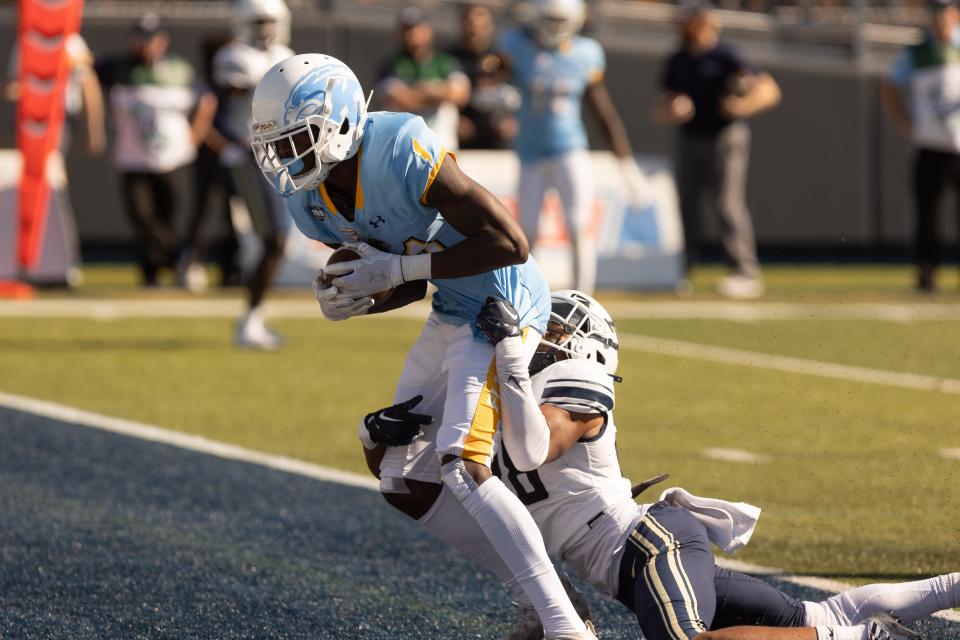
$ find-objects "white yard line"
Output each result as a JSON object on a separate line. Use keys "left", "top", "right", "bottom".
{"left": 701, "top": 448, "right": 771, "bottom": 464}
{"left": 940, "top": 448, "right": 960, "bottom": 460}
{"left": 620, "top": 333, "right": 960, "bottom": 394}
{"left": 0, "top": 390, "right": 956, "bottom": 624}
{"left": 3, "top": 298, "right": 960, "bottom": 321}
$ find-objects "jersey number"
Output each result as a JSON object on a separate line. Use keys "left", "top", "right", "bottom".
{"left": 492, "top": 447, "right": 549, "bottom": 506}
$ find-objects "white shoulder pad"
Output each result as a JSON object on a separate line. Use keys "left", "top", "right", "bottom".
{"left": 213, "top": 42, "right": 260, "bottom": 89}
{"left": 536, "top": 358, "right": 615, "bottom": 415}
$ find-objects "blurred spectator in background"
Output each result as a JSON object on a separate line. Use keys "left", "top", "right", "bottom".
{"left": 881, "top": 0, "right": 960, "bottom": 293}
{"left": 5, "top": 32, "right": 105, "bottom": 287}
{"left": 448, "top": 4, "right": 519, "bottom": 148}
{"left": 654, "top": 1, "right": 780, "bottom": 299}
{"left": 97, "top": 15, "right": 216, "bottom": 288}
{"left": 499, "top": 0, "right": 645, "bottom": 295}
{"left": 207, "top": 0, "right": 293, "bottom": 350}
{"left": 377, "top": 6, "right": 470, "bottom": 150}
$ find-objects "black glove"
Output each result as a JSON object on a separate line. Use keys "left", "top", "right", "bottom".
{"left": 477, "top": 296, "right": 522, "bottom": 346}
{"left": 363, "top": 395, "right": 432, "bottom": 447}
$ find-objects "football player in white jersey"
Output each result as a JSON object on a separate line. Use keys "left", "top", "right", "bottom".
{"left": 207, "top": 0, "right": 294, "bottom": 349}
{"left": 250, "top": 53, "right": 595, "bottom": 639}
{"left": 498, "top": 0, "right": 649, "bottom": 295}
{"left": 360, "top": 291, "right": 958, "bottom": 640}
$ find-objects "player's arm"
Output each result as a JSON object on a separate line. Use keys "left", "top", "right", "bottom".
{"left": 367, "top": 281, "right": 428, "bottom": 315}
{"left": 424, "top": 157, "right": 528, "bottom": 277}
{"left": 540, "top": 404, "right": 604, "bottom": 463}
{"left": 719, "top": 71, "right": 781, "bottom": 119}
{"left": 652, "top": 91, "right": 695, "bottom": 126}
{"left": 881, "top": 79, "right": 912, "bottom": 137}
{"left": 190, "top": 88, "right": 218, "bottom": 148}
{"left": 585, "top": 79, "right": 632, "bottom": 158}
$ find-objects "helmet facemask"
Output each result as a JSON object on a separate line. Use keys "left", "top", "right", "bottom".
{"left": 250, "top": 78, "right": 369, "bottom": 197}
{"left": 529, "top": 293, "right": 619, "bottom": 376}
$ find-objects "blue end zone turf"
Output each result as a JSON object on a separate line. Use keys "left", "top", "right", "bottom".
{"left": 0, "top": 406, "right": 954, "bottom": 639}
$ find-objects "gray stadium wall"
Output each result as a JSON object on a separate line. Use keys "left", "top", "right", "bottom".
{"left": 0, "top": 2, "right": 949, "bottom": 258}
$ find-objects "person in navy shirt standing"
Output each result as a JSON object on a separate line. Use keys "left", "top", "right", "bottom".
{"left": 655, "top": 2, "right": 780, "bottom": 299}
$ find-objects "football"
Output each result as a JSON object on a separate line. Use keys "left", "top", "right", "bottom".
{"left": 323, "top": 247, "right": 394, "bottom": 306}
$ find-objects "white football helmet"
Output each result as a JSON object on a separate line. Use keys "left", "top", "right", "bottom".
{"left": 530, "top": 0, "right": 585, "bottom": 48}
{"left": 250, "top": 54, "right": 370, "bottom": 197}
{"left": 233, "top": 0, "right": 291, "bottom": 48}
{"left": 532, "top": 289, "right": 619, "bottom": 377}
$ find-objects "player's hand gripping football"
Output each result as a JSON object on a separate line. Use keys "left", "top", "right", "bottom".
{"left": 312, "top": 272, "right": 373, "bottom": 321}
{"left": 363, "top": 395, "right": 433, "bottom": 447}
{"left": 477, "top": 296, "right": 522, "bottom": 345}
{"left": 324, "top": 241, "right": 405, "bottom": 297}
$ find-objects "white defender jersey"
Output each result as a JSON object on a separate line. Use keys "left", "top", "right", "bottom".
{"left": 212, "top": 40, "right": 294, "bottom": 143}
{"left": 493, "top": 358, "right": 646, "bottom": 598}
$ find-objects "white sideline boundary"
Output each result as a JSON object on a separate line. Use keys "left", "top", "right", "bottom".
{"left": 620, "top": 333, "right": 960, "bottom": 395}
{"left": 0, "top": 389, "right": 957, "bottom": 625}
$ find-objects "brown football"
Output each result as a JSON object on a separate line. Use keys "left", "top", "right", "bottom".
{"left": 323, "top": 247, "right": 394, "bottom": 306}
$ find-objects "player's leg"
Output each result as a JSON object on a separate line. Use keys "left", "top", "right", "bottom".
{"left": 119, "top": 171, "right": 164, "bottom": 286}
{"left": 436, "top": 325, "right": 592, "bottom": 639}
{"left": 616, "top": 502, "right": 717, "bottom": 640}
{"left": 711, "top": 567, "right": 807, "bottom": 628}
{"left": 554, "top": 150, "right": 597, "bottom": 295}
{"left": 713, "top": 121, "right": 759, "bottom": 281}
{"left": 517, "top": 159, "right": 550, "bottom": 253}
{"left": 694, "top": 627, "right": 816, "bottom": 640}
{"left": 154, "top": 168, "right": 182, "bottom": 275}
{"left": 674, "top": 132, "right": 708, "bottom": 276}
{"left": 377, "top": 316, "right": 525, "bottom": 599}
{"left": 803, "top": 572, "right": 960, "bottom": 627}
{"left": 231, "top": 157, "right": 286, "bottom": 349}
{"left": 913, "top": 148, "right": 948, "bottom": 291}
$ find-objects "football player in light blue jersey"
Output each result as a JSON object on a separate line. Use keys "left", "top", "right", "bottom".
{"left": 499, "top": 0, "right": 648, "bottom": 295}
{"left": 249, "top": 53, "right": 596, "bottom": 640}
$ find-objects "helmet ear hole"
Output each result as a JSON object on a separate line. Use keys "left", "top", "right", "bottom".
{"left": 339, "top": 118, "right": 350, "bottom": 135}
{"left": 596, "top": 353, "right": 605, "bottom": 365}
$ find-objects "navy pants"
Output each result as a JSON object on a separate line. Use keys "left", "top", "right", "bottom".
{"left": 616, "top": 502, "right": 808, "bottom": 639}
{"left": 617, "top": 502, "right": 716, "bottom": 640}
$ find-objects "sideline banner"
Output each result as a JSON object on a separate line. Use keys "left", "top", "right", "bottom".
{"left": 272, "top": 150, "right": 684, "bottom": 291}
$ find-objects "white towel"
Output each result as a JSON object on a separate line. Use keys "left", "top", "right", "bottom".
{"left": 656, "top": 487, "right": 762, "bottom": 554}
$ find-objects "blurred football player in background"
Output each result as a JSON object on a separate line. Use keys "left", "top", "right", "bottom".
{"left": 250, "top": 53, "right": 596, "bottom": 639}
{"left": 655, "top": 1, "right": 781, "bottom": 299}
{"left": 362, "top": 291, "right": 958, "bottom": 640}
{"left": 207, "top": 0, "right": 293, "bottom": 349}
{"left": 499, "top": 0, "right": 648, "bottom": 295}
{"left": 377, "top": 6, "right": 471, "bottom": 151}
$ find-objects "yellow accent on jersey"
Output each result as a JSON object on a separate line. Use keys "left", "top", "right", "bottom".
{"left": 318, "top": 183, "right": 339, "bottom": 216}
{"left": 355, "top": 144, "right": 365, "bottom": 209}
{"left": 461, "top": 329, "right": 529, "bottom": 465}
{"left": 412, "top": 138, "right": 447, "bottom": 205}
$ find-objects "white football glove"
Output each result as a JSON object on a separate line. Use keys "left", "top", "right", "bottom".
{"left": 312, "top": 273, "right": 374, "bottom": 321}
{"left": 618, "top": 157, "right": 651, "bottom": 210}
{"left": 325, "top": 241, "right": 431, "bottom": 297}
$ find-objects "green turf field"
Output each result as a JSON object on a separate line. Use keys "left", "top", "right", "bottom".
{"left": 2, "top": 264, "right": 958, "bottom": 582}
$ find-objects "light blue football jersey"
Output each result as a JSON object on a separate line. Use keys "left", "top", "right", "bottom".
{"left": 284, "top": 111, "right": 550, "bottom": 337}
{"left": 499, "top": 29, "right": 605, "bottom": 162}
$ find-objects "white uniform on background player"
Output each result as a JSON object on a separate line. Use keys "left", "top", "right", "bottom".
{"left": 249, "top": 53, "right": 596, "bottom": 639}
{"left": 210, "top": 0, "right": 294, "bottom": 350}
{"left": 499, "top": 0, "right": 648, "bottom": 295}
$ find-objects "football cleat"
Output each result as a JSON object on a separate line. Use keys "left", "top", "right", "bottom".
{"left": 864, "top": 612, "right": 925, "bottom": 640}
{"left": 234, "top": 315, "right": 284, "bottom": 351}
{"left": 502, "top": 573, "right": 596, "bottom": 640}
{"left": 716, "top": 274, "right": 765, "bottom": 300}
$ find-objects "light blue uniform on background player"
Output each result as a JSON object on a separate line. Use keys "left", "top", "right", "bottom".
{"left": 498, "top": 0, "right": 647, "bottom": 296}
{"left": 250, "top": 53, "right": 597, "bottom": 640}
{"left": 284, "top": 111, "right": 549, "bottom": 337}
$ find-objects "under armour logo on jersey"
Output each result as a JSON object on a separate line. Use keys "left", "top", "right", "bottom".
{"left": 369, "top": 215, "right": 386, "bottom": 229}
